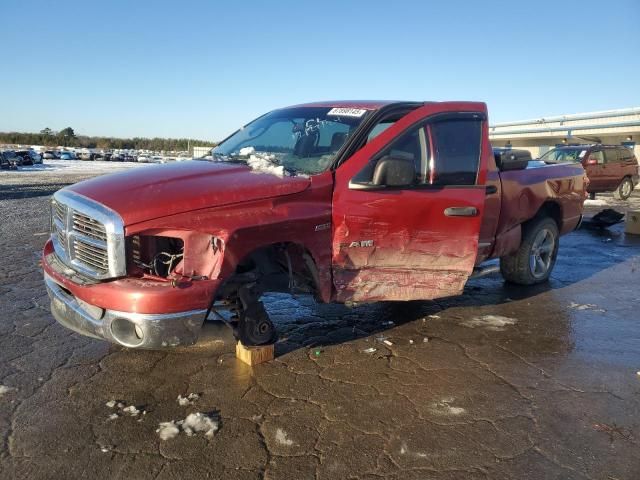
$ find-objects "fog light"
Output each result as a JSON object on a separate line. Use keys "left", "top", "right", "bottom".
{"left": 110, "top": 318, "right": 145, "bottom": 347}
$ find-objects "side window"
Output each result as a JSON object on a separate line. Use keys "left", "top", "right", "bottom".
{"left": 604, "top": 149, "right": 620, "bottom": 163}
{"left": 351, "top": 124, "right": 428, "bottom": 186}
{"left": 429, "top": 119, "right": 482, "bottom": 185}
{"left": 350, "top": 115, "right": 483, "bottom": 188}
{"left": 367, "top": 121, "right": 395, "bottom": 142}
{"left": 589, "top": 150, "right": 604, "bottom": 164}
{"left": 618, "top": 148, "right": 632, "bottom": 162}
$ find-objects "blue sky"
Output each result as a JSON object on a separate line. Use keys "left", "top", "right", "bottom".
{"left": 1, "top": 0, "right": 638, "bottom": 140}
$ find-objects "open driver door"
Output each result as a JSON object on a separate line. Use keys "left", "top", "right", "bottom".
{"left": 331, "top": 102, "right": 491, "bottom": 303}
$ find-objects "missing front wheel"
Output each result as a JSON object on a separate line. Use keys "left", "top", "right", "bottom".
{"left": 232, "top": 284, "right": 277, "bottom": 346}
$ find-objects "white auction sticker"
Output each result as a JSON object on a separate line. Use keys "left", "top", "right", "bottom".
{"left": 327, "top": 107, "right": 367, "bottom": 117}
{"left": 578, "top": 150, "right": 587, "bottom": 158}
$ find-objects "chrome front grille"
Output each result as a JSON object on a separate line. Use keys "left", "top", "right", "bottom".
{"left": 72, "top": 238, "right": 109, "bottom": 274}
{"left": 50, "top": 190, "right": 125, "bottom": 280}
{"left": 72, "top": 212, "right": 108, "bottom": 242}
{"left": 54, "top": 201, "right": 66, "bottom": 224}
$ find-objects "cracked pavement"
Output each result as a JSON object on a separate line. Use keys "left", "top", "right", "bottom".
{"left": 1, "top": 166, "right": 640, "bottom": 479}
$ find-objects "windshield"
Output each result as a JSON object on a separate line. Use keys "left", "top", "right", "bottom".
{"left": 540, "top": 148, "right": 585, "bottom": 164}
{"left": 211, "top": 106, "right": 370, "bottom": 175}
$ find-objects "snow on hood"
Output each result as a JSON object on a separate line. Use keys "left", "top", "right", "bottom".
{"left": 68, "top": 160, "right": 311, "bottom": 226}
{"left": 238, "top": 147, "right": 286, "bottom": 177}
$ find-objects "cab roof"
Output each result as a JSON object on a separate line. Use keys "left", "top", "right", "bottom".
{"left": 286, "top": 100, "right": 415, "bottom": 110}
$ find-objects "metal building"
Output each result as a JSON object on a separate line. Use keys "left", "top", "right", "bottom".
{"left": 489, "top": 107, "right": 640, "bottom": 159}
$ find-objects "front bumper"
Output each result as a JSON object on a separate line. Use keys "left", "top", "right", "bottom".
{"left": 45, "top": 273, "right": 207, "bottom": 348}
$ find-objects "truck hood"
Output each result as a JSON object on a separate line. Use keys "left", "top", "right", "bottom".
{"left": 68, "top": 160, "right": 311, "bottom": 226}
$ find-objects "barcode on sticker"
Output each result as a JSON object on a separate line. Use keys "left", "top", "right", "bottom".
{"left": 327, "top": 108, "right": 367, "bottom": 117}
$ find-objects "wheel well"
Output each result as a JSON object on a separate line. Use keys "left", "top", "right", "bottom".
{"left": 534, "top": 201, "right": 562, "bottom": 229}
{"left": 219, "top": 242, "right": 320, "bottom": 299}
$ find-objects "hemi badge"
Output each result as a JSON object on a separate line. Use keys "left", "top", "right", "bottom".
{"left": 315, "top": 223, "right": 331, "bottom": 231}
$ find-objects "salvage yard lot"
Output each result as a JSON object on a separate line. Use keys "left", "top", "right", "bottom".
{"left": 1, "top": 164, "right": 639, "bottom": 479}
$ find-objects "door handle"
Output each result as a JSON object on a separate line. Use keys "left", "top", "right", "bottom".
{"left": 444, "top": 207, "right": 478, "bottom": 217}
{"left": 485, "top": 185, "right": 498, "bottom": 195}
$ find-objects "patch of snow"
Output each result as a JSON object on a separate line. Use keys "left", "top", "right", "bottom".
{"left": 584, "top": 199, "right": 609, "bottom": 206}
{"left": 275, "top": 428, "right": 295, "bottom": 446}
{"left": 246, "top": 152, "right": 285, "bottom": 176}
{"left": 157, "top": 421, "right": 180, "bottom": 441}
{"left": 569, "top": 302, "right": 606, "bottom": 313}
{"left": 8, "top": 159, "right": 150, "bottom": 177}
{"left": 0, "top": 385, "right": 15, "bottom": 396}
{"left": 431, "top": 398, "right": 466, "bottom": 416}
{"left": 105, "top": 400, "right": 145, "bottom": 418}
{"left": 182, "top": 412, "right": 219, "bottom": 437}
{"left": 427, "top": 314, "right": 441, "bottom": 319}
{"left": 462, "top": 315, "right": 517, "bottom": 331}
{"left": 177, "top": 393, "right": 200, "bottom": 406}
{"left": 238, "top": 146, "right": 255, "bottom": 156}
{"left": 122, "top": 405, "right": 140, "bottom": 416}
{"left": 156, "top": 412, "right": 220, "bottom": 441}
{"left": 400, "top": 441, "right": 429, "bottom": 459}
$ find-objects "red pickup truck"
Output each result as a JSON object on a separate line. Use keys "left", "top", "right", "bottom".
{"left": 42, "top": 101, "right": 586, "bottom": 348}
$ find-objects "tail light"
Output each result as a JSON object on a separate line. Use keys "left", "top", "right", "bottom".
{"left": 585, "top": 158, "right": 597, "bottom": 166}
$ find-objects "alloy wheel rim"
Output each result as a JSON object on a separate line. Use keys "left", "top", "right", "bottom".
{"left": 622, "top": 180, "right": 632, "bottom": 198}
{"left": 529, "top": 228, "right": 555, "bottom": 278}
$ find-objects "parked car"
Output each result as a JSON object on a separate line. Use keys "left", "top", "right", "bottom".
{"left": 1, "top": 150, "right": 24, "bottom": 166}
{"left": 541, "top": 145, "right": 639, "bottom": 200}
{"left": 42, "top": 150, "right": 58, "bottom": 159}
{"left": 59, "top": 151, "right": 76, "bottom": 160}
{"left": 79, "top": 151, "right": 101, "bottom": 161}
{"left": 110, "top": 153, "right": 124, "bottom": 161}
{"left": 14, "top": 150, "right": 42, "bottom": 165}
{"left": 136, "top": 155, "right": 150, "bottom": 163}
{"left": 0, "top": 151, "right": 19, "bottom": 170}
{"left": 42, "top": 100, "right": 588, "bottom": 350}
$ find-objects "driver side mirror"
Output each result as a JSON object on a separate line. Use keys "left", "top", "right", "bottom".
{"left": 349, "top": 153, "right": 417, "bottom": 190}
{"left": 371, "top": 155, "right": 416, "bottom": 187}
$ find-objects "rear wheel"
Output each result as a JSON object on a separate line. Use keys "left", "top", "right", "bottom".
{"left": 613, "top": 177, "right": 633, "bottom": 200}
{"left": 500, "top": 217, "right": 559, "bottom": 285}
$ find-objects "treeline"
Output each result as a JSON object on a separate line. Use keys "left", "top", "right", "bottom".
{"left": 0, "top": 128, "right": 217, "bottom": 151}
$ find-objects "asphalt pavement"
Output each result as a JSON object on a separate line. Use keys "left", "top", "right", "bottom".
{"left": 1, "top": 163, "right": 639, "bottom": 479}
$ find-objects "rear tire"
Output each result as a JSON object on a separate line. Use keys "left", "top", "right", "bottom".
{"left": 500, "top": 217, "right": 559, "bottom": 285}
{"left": 613, "top": 177, "right": 633, "bottom": 200}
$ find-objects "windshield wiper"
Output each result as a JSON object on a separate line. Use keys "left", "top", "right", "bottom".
{"left": 211, "top": 152, "right": 245, "bottom": 163}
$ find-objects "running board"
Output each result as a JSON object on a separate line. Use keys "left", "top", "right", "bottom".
{"left": 470, "top": 263, "right": 500, "bottom": 279}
